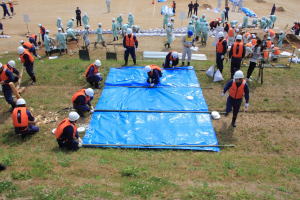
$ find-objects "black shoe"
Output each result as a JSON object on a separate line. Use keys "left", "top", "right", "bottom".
{"left": 224, "top": 112, "right": 229, "bottom": 117}
{"left": 231, "top": 123, "right": 236, "bottom": 128}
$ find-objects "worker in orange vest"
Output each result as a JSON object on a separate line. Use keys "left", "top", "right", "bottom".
{"left": 163, "top": 51, "right": 179, "bottom": 68}
{"left": 54, "top": 112, "right": 81, "bottom": 150}
{"left": 38, "top": 24, "right": 46, "bottom": 42}
{"left": 265, "top": 37, "right": 273, "bottom": 48}
{"left": 123, "top": 28, "right": 138, "bottom": 66}
{"left": 12, "top": 98, "right": 39, "bottom": 136}
{"left": 144, "top": 65, "right": 162, "bottom": 87}
{"left": 222, "top": 70, "right": 250, "bottom": 127}
{"left": 215, "top": 32, "right": 227, "bottom": 73}
{"left": 84, "top": 59, "right": 103, "bottom": 88}
{"left": 227, "top": 25, "right": 235, "bottom": 46}
{"left": 20, "top": 40, "right": 40, "bottom": 58}
{"left": 28, "top": 34, "right": 38, "bottom": 47}
{"left": 72, "top": 88, "right": 94, "bottom": 117}
{"left": 17, "top": 46, "right": 36, "bottom": 84}
{"left": 0, "top": 62, "right": 16, "bottom": 111}
{"left": 229, "top": 35, "right": 246, "bottom": 79}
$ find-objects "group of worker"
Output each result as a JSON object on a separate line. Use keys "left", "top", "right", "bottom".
{"left": 1, "top": 0, "right": 14, "bottom": 19}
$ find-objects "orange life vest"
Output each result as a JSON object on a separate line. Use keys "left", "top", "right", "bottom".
{"left": 244, "top": 32, "right": 251, "bottom": 39}
{"left": 8, "top": 2, "right": 13, "bottom": 8}
{"left": 273, "top": 47, "right": 280, "bottom": 55}
{"left": 251, "top": 39, "right": 257, "bottom": 46}
{"left": 30, "top": 34, "right": 37, "bottom": 39}
{"left": 216, "top": 39, "right": 225, "bottom": 53}
{"left": 263, "top": 50, "right": 269, "bottom": 59}
{"left": 0, "top": 68, "right": 9, "bottom": 82}
{"left": 12, "top": 107, "right": 29, "bottom": 128}
{"left": 229, "top": 80, "right": 246, "bottom": 99}
{"left": 22, "top": 42, "right": 33, "bottom": 49}
{"left": 3, "top": 64, "right": 13, "bottom": 73}
{"left": 232, "top": 42, "right": 244, "bottom": 58}
{"left": 266, "top": 40, "right": 272, "bottom": 48}
{"left": 84, "top": 64, "right": 98, "bottom": 77}
{"left": 125, "top": 34, "right": 135, "bottom": 47}
{"left": 72, "top": 89, "right": 90, "bottom": 104}
{"left": 20, "top": 50, "right": 34, "bottom": 63}
{"left": 228, "top": 28, "right": 234, "bottom": 37}
{"left": 54, "top": 118, "right": 77, "bottom": 139}
{"left": 40, "top": 26, "right": 45, "bottom": 34}
{"left": 268, "top": 29, "right": 275, "bottom": 37}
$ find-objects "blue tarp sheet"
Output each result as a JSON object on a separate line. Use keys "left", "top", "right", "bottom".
{"left": 83, "top": 66, "right": 220, "bottom": 151}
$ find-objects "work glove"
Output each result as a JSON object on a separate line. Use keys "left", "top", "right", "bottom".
{"left": 221, "top": 55, "right": 224, "bottom": 59}
{"left": 150, "top": 83, "right": 155, "bottom": 87}
{"left": 244, "top": 103, "right": 249, "bottom": 111}
{"left": 221, "top": 92, "right": 225, "bottom": 96}
{"left": 78, "top": 137, "right": 83, "bottom": 147}
{"left": 169, "top": 61, "right": 173, "bottom": 66}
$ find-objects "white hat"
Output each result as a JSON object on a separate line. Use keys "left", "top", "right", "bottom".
{"left": 236, "top": 35, "right": 243, "bottom": 40}
{"left": 167, "top": 23, "right": 171, "bottom": 27}
{"left": 233, "top": 70, "right": 244, "bottom": 79}
{"left": 57, "top": 17, "right": 61, "bottom": 20}
{"left": 8, "top": 60, "right": 16, "bottom": 67}
{"left": 85, "top": 25, "right": 90, "bottom": 29}
{"left": 17, "top": 46, "right": 25, "bottom": 54}
{"left": 68, "top": 112, "right": 80, "bottom": 121}
{"left": 38, "top": 24, "right": 42, "bottom": 27}
{"left": 170, "top": 17, "right": 174, "bottom": 21}
{"left": 46, "top": 30, "right": 50, "bottom": 33}
{"left": 16, "top": 98, "right": 26, "bottom": 106}
{"left": 267, "top": 36, "right": 271, "bottom": 40}
{"left": 171, "top": 51, "right": 178, "bottom": 59}
{"left": 58, "top": 28, "right": 62, "bottom": 31}
{"left": 112, "top": 18, "right": 115, "bottom": 21}
{"left": 98, "top": 23, "right": 102, "bottom": 27}
{"left": 71, "top": 17, "right": 75, "bottom": 20}
{"left": 127, "top": 28, "right": 132, "bottom": 34}
{"left": 94, "top": 59, "right": 101, "bottom": 67}
{"left": 85, "top": 88, "right": 94, "bottom": 97}
{"left": 19, "top": 40, "right": 24, "bottom": 44}
{"left": 217, "top": 32, "right": 224, "bottom": 38}
{"left": 144, "top": 65, "right": 151, "bottom": 73}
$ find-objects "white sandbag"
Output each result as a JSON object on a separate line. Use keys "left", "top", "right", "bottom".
{"left": 206, "top": 65, "right": 215, "bottom": 77}
{"left": 213, "top": 69, "right": 224, "bottom": 82}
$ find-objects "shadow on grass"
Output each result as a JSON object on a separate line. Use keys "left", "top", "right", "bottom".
{"left": 1, "top": 129, "right": 35, "bottom": 146}
{"left": 217, "top": 121, "right": 236, "bottom": 144}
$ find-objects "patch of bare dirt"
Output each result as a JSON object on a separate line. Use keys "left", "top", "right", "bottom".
{"left": 255, "top": 0, "right": 266, "bottom": 3}
{"left": 276, "top": 7, "right": 285, "bottom": 12}
{"left": 201, "top": 3, "right": 212, "bottom": 9}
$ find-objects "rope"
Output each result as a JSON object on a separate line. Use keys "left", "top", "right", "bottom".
{"left": 93, "top": 109, "right": 226, "bottom": 114}
{"left": 82, "top": 144, "right": 235, "bottom": 148}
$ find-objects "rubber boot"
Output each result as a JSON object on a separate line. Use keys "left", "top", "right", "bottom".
{"left": 187, "top": 62, "right": 190, "bottom": 66}
{"left": 181, "top": 62, "right": 185, "bottom": 66}
{"left": 231, "top": 116, "right": 237, "bottom": 127}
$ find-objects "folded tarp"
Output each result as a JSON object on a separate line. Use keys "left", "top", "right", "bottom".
{"left": 143, "top": 51, "right": 208, "bottom": 60}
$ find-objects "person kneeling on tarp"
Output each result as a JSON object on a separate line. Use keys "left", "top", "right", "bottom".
{"left": 163, "top": 51, "right": 179, "bottom": 68}
{"left": 222, "top": 70, "right": 250, "bottom": 128}
{"left": 144, "top": 65, "right": 162, "bottom": 87}
{"left": 72, "top": 88, "right": 94, "bottom": 117}
{"left": 12, "top": 98, "right": 39, "bottom": 137}
{"left": 55, "top": 112, "right": 82, "bottom": 151}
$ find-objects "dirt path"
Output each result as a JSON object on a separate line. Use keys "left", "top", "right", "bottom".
{"left": 0, "top": 0, "right": 299, "bottom": 53}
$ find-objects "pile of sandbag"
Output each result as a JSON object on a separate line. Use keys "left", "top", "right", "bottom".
{"left": 206, "top": 66, "right": 224, "bottom": 82}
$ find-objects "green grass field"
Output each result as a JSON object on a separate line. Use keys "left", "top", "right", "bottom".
{"left": 0, "top": 52, "right": 300, "bottom": 200}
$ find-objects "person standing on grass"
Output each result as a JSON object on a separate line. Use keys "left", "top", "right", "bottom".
{"left": 215, "top": 32, "right": 227, "bottom": 74}
{"left": 12, "top": 98, "right": 39, "bottom": 136}
{"left": 222, "top": 70, "right": 250, "bottom": 127}
{"left": 247, "top": 39, "right": 262, "bottom": 80}
{"left": 123, "top": 28, "right": 138, "bottom": 66}
{"left": 55, "top": 112, "right": 82, "bottom": 151}
{"left": 75, "top": 7, "right": 82, "bottom": 27}
{"left": 229, "top": 35, "right": 245, "bottom": 79}
{"left": 17, "top": 46, "right": 36, "bottom": 84}
{"left": 193, "top": 0, "right": 199, "bottom": 16}
{"left": 188, "top": 1, "right": 193, "bottom": 18}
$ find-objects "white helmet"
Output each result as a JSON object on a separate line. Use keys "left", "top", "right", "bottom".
{"left": 98, "top": 23, "right": 102, "bottom": 27}
{"left": 217, "top": 32, "right": 224, "bottom": 38}
{"left": 94, "top": 59, "right": 101, "bottom": 67}
{"left": 85, "top": 88, "right": 94, "bottom": 97}
{"left": 144, "top": 65, "right": 151, "bottom": 73}
{"left": 68, "top": 111, "right": 80, "bottom": 121}
{"left": 252, "top": 34, "right": 256, "bottom": 39}
{"left": 16, "top": 98, "right": 26, "bottom": 106}
{"left": 17, "top": 46, "right": 25, "bottom": 54}
{"left": 38, "top": 24, "right": 42, "bottom": 27}
{"left": 211, "top": 111, "right": 221, "bottom": 120}
{"left": 236, "top": 35, "right": 243, "bottom": 40}
{"left": 112, "top": 18, "right": 115, "bottom": 21}
{"left": 189, "top": 21, "right": 193, "bottom": 24}
{"left": 127, "top": 28, "right": 132, "bottom": 34}
{"left": 267, "top": 36, "right": 271, "bottom": 40}
{"left": 167, "top": 23, "right": 171, "bottom": 27}
{"left": 19, "top": 40, "right": 24, "bottom": 44}
{"left": 8, "top": 60, "right": 16, "bottom": 67}
{"left": 71, "top": 17, "right": 75, "bottom": 21}
{"left": 235, "top": 28, "right": 239, "bottom": 33}
{"left": 57, "top": 17, "right": 61, "bottom": 20}
{"left": 84, "top": 12, "right": 88, "bottom": 16}
{"left": 58, "top": 28, "right": 62, "bottom": 31}
{"left": 171, "top": 51, "right": 178, "bottom": 59}
{"left": 85, "top": 25, "right": 90, "bottom": 29}
{"left": 129, "top": 12, "right": 132, "bottom": 16}
{"left": 233, "top": 70, "right": 244, "bottom": 79}
{"left": 170, "top": 17, "right": 174, "bottom": 21}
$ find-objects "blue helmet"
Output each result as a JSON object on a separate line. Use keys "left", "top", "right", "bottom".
{"left": 188, "top": 30, "right": 193, "bottom": 36}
